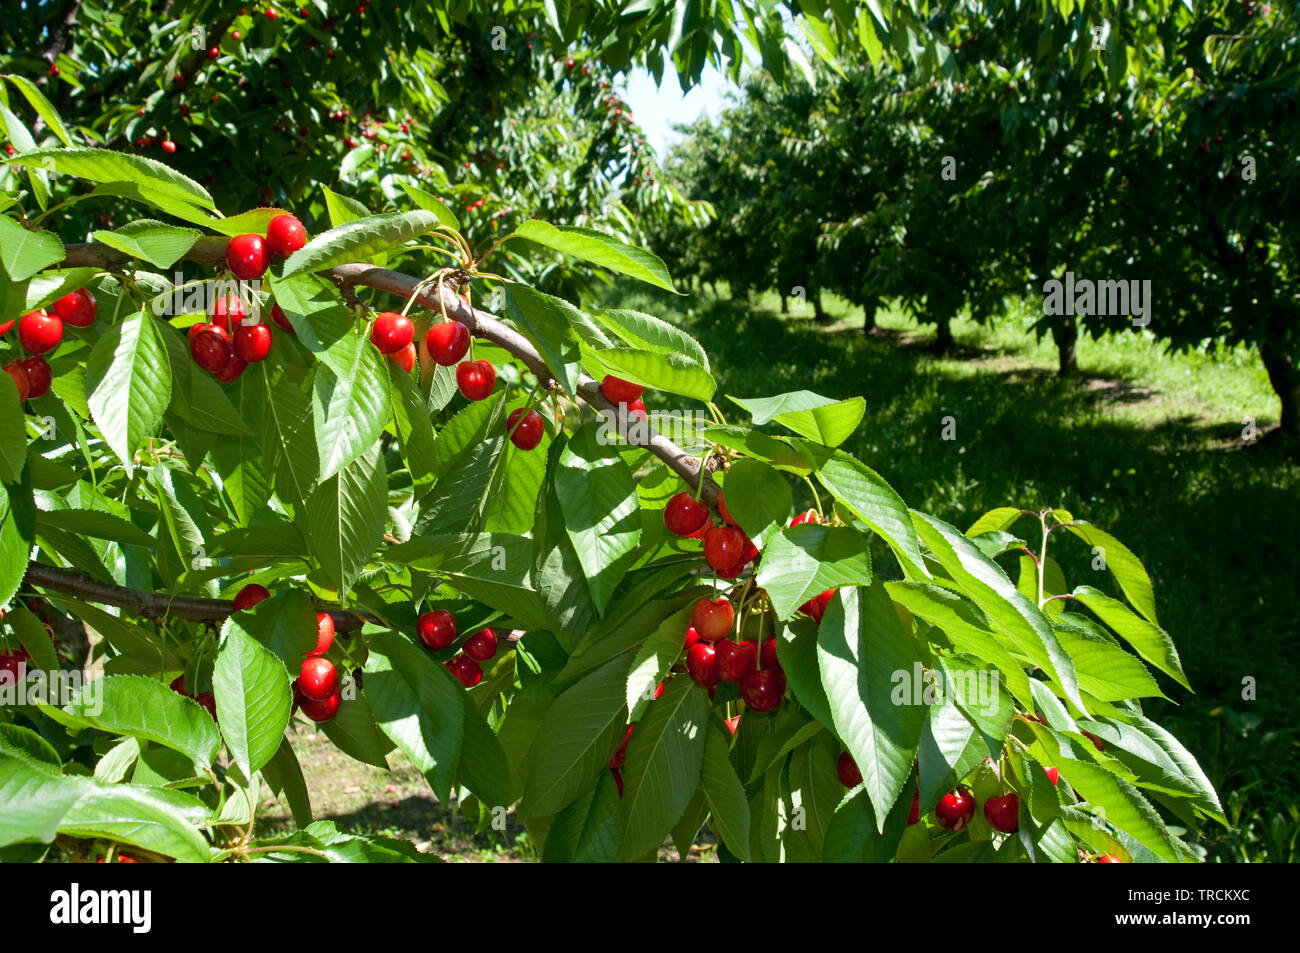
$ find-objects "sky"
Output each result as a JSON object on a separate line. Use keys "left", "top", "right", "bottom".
{"left": 620, "top": 63, "right": 735, "bottom": 158}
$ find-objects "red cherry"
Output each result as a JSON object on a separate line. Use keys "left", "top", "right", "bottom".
{"left": 369, "top": 311, "right": 414, "bottom": 354}
{"left": 717, "top": 491, "right": 737, "bottom": 526}
{"left": 265, "top": 214, "right": 307, "bottom": 256}
{"left": 601, "top": 375, "right": 644, "bottom": 404}
{"left": 759, "top": 637, "right": 779, "bottom": 670}
{"left": 3, "top": 363, "right": 30, "bottom": 402}
{"left": 424, "top": 319, "right": 471, "bottom": 366}
{"left": 301, "top": 689, "right": 341, "bottom": 723}
{"left": 270, "top": 302, "right": 294, "bottom": 333}
{"left": 627, "top": 398, "right": 648, "bottom": 421}
{"left": 188, "top": 323, "right": 209, "bottom": 344}
{"left": 226, "top": 233, "right": 269, "bottom": 280}
{"left": 908, "top": 789, "right": 921, "bottom": 826}
{"left": 209, "top": 293, "right": 244, "bottom": 333}
{"left": 169, "top": 675, "right": 186, "bottom": 695}
{"left": 724, "top": 715, "right": 741, "bottom": 734}
{"left": 446, "top": 654, "right": 483, "bottom": 688}
{"left": 313, "top": 612, "right": 335, "bottom": 656}
{"left": 686, "top": 642, "right": 721, "bottom": 688}
{"left": 790, "top": 509, "right": 820, "bottom": 526}
{"left": 161, "top": 139, "right": 177, "bottom": 154}
{"left": 507, "top": 408, "right": 544, "bottom": 450}
{"left": 391, "top": 342, "right": 417, "bottom": 372}
{"left": 190, "top": 329, "right": 233, "bottom": 373}
{"left": 194, "top": 691, "right": 219, "bottom": 721}
{"left": 417, "top": 610, "right": 457, "bottom": 651}
{"left": 716, "top": 639, "right": 757, "bottom": 682}
{"left": 683, "top": 625, "right": 701, "bottom": 650}
{"left": 738, "top": 668, "right": 785, "bottom": 712}
{"left": 935, "top": 788, "right": 976, "bottom": 831}
{"left": 19, "top": 310, "right": 63, "bottom": 355}
{"left": 609, "top": 724, "right": 634, "bottom": 770}
{"left": 463, "top": 628, "right": 498, "bottom": 663}
{"left": 837, "top": 752, "right": 862, "bottom": 787}
{"left": 214, "top": 352, "right": 247, "bottom": 382}
{"left": 234, "top": 323, "right": 272, "bottom": 362}
{"left": 0, "top": 318, "right": 13, "bottom": 334}
{"left": 1044, "top": 766, "right": 1060, "bottom": 785}
{"left": 702, "top": 525, "right": 746, "bottom": 577}
{"left": 663, "top": 491, "right": 709, "bottom": 536}
{"left": 53, "top": 288, "right": 97, "bottom": 327}
{"left": 799, "top": 588, "right": 836, "bottom": 623}
{"left": 232, "top": 583, "right": 270, "bottom": 611}
{"left": 0, "top": 647, "right": 30, "bottom": 680}
{"left": 983, "top": 792, "right": 1020, "bottom": 833}
{"left": 456, "top": 360, "right": 495, "bottom": 401}
{"left": 1081, "top": 730, "right": 1105, "bottom": 752}
{"left": 1095, "top": 853, "right": 1122, "bottom": 863}
{"left": 298, "top": 656, "right": 338, "bottom": 701}
{"left": 690, "top": 597, "right": 734, "bottom": 642}
{"left": 19, "top": 357, "right": 51, "bottom": 399}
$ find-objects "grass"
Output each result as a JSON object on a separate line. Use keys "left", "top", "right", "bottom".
{"left": 594, "top": 282, "right": 1300, "bottom": 863}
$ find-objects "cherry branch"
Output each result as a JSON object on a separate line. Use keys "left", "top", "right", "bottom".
{"left": 61, "top": 239, "right": 720, "bottom": 505}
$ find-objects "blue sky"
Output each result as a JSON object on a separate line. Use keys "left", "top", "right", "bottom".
{"left": 620, "top": 63, "right": 734, "bottom": 158}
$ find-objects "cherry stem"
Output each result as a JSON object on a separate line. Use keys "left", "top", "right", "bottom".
{"left": 800, "top": 475, "right": 824, "bottom": 520}
{"left": 694, "top": 448, "right": 716, "bottom": 500}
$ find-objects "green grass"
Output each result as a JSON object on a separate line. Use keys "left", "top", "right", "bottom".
{"left": 594, "top": 281, "right": 1300, "bottom": 863}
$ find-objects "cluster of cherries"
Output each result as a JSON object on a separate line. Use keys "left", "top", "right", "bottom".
{"left": 415, "top": 608, "right": 499, "bottom": 688}
{"left": 2, "top": 287, "right": 97, "bottom": 403}
{"left": 683, "top": 595, "right": 787, "bottom": 712}
{"left": 187, "top": 214, "right": 307, "bottom": 381}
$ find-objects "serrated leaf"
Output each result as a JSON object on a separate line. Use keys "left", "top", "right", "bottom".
{"left": 398, "top": 182, "right": 460, "bottom": 229}
{"left": 582, "top": 345, "right": 715, "bottom": 402}
{"left": 729, "top": 391, "right": 865, "bottom": 447}
{"left": 6, "top": 146, "right": 214, "bottom": 209}
{"left": 305, "top": 444, "right": 387, "bottom": 596}
{"left": 214, "top": 623, "right": 293, "bottom": 776}
{"left": 814, "top": 451, "right": 927, "bottom": 579}
{"left": 756, "top": 523, "right": 873, "bottom": 619}
{"left": 1071, "top": 585, "right": 1189, "bottom": 691}
{"left": 85, "top": 308, "right": 172, "bottom": 478}
{"left": 312, "top": 339, "right": 391, "bottom": 481}
{"left": 701, "top": 725, "right": 751, "bottom": 861}
{"left": 0, "top": 215, "right": 64, "bottom": 281}
{"left": 512, "top": 220, "right": 677, "bottom": 292}
{"left": 92, "top": 219, "right": 200, "bottom": 269}
{"left": 61, "top": 675, "right": 220, "bottom": 772}
{"left": 281, "top": 210, "right": 439, "bottom": 277}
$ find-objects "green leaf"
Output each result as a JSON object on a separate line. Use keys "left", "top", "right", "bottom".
{"left": 729, "top": 391, "right": 865, "bottom": 447}
{"left": 35, "top": 507, "right": 154, "bottom": 548}
{"left": 502, "top": 283, "right": 589, "bottom": 397}
{"left": 522, "top": 653, "right": 630, "bottom": 818}
{"left": 917, "top": 696, "right": 985, "bottom": 813}
{"left": 321, "top": 185, "right": 371, "bottom": 228}
{"left": 543, "top": 768, "right": 623, "bottom": 862}
{"left": 1062, "top": 522, "right": 1159, "bottom": 624}
{"left": 756, "top": 523, "right": 873, "bottom": 620}
{"left": 821, "top": 783, "right": 910, "bottom": 862}
{"left": 6, "top": 606, "right": 59, "bottom": 673}
{"left": 554, "top": 423, "right": 641, "bottom": 614}
{"left": 719, "top": 457, "right": 793, "bottom": 547}
{"left": 319, "top": 689, "right": 394, "bottom": 769}
{"left": 625, "top": 605, "right": 690, "bottom": 716}
{"left": 582, "top": 345, "right": 715, "bottom": 402}
{"left": 19, "top": 267, "right": 98, "bottom": 314}
{"left": 965, "top": 507, "right": 1024, "bottom": 537}
{"left": 1070, "top": 585, "right": 1189, "bottom": 691}
{"left": 815, "top": 451, "right": 927, "bottom": 579}
{"left": 227, "top": 589, "right": 318, "bottom": 670}
{"left": 85, "top": 308, "right": 172, "bottom": 478}
{"left": 398, "top": 182, "right": 460, "bottom": 229}
{"left": 312, "top": 337, "right": 392, "bottom": 481}
{"left": 817, "top": 584, "right": 925, "bottom": 829}
{"left": 261, "top": 737, "right": 313, "bottom": 829}
{"left": 388, "top": 361, "right": 438, "bottom": 494}
{"left": 701, "top": 724, "right": 752, "bottom": 861}
{"left": 4, "top": 74, "right": 74, "bottom": 146}
{"left": 0, "top": 375, "right": 26, "bottom": 483}
{"left": 206, "top": 207, "right": 297, "bottom": 238}
{"left": 264, "top": 273, "right": 356, "bottom": 354}
{"left": 0, "top": 215, "right": 64, "bottom": 281}
{"left": 1052, "top": 755, "right": 1184, "bottom": 862}
{"left": 703, "top": 425, "right": 813, "bottom": 475}
{"left": 92, "top": 219, "right": 200, "bottom": 269}
{"left": 913, "top": 512, "right": 1086, "bottom": 711}
{"left": 512, "top": 220, "right": 678, "bottom": 292}
{"left": 777, "top": 617, "right": 835, "bottom": 730}
{"left": 60, "top": 675, "right": 221, "bottom": 772}
{"left": 6, "top": 146, "right": 215, "bottom": 209}
{"left": 214, "top": 622, "right": 293, "bottom": 776}
{"left": 305, "top": 444, "right": 387, "bottom": 597}
{"left": 591, "top": 308, "right": 709, "bottom": 368}
{"left": 1051, "top": 614, "right": 1165, "bottom": 701}
{"left": 363, "top": 628, "right": 465, "bottom": 802}
{"left": 620, "top": 677, "right": 709, "bottom": 859}
{"left": 260, "top": 366, "right": 319, "bottom": 508}
{"left": 281, "top": 210, "right": 439, "bottom": 277}
{"left": 457, "top": 693, "right": 511, "bottom": 808}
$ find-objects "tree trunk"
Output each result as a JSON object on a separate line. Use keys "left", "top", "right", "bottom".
{"left": 1052, "top": 315, "right": 1078, "bottom": 376}
{"left": 780, "top": 294, "right": 788, "bottom": 314}
{"left": 933, "top": 315, "right": 953, "bottom": 353}
{"left": 862, "top": 296, "right": 878, "bottom": 335}
{"left": 813, "top": 291, "right": 830, "bottom": 325}
{"left": 1259, "top": 313, "right": 1300, "bottom": 438}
